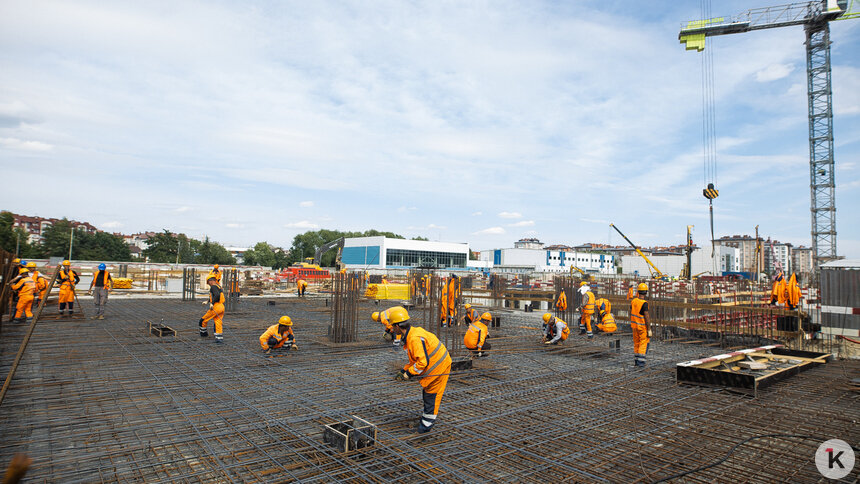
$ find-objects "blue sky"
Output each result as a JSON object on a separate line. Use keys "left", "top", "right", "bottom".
{"left": 1, "top": 1, "right": 858, "bottom": 256}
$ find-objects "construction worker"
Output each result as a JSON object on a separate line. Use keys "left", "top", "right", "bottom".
{"left": 595, "top": 297, "right": 617, "bottom": 333}
{"left": 464, "top": 312, "right": 492, "bottom": 357}
{"left": 555, "top": 289, "right": 567, "bottom": 313}
{"left": 8, "top": 258, "right": 23, "bottom": 317}
{"left": 390, "top": 307, "right": 451, "bottom": 434}
{"left": 27, "top": 262, "right": 48, "bottom": 311}
{"left": 87, "top": 263, "right": 112, "bottom": 320}
{"left": 578, "top": 282, "right": 595, "bottom": 338}
{"left": 57, "top": 260, "right": 80, "bottom": 317}
{"left": 372, "top": 306, "right": 403, "bottom": 345}
{"left": 630, "top": 283, "right": 652, "bottom": 368}
{"left": 297, "top": 278, "right": 308, "bottom": 297}
{"left": 769, "top": 272, "right": 786, "bottom": 306}
{"left": 259, "top": 316, "right": 297, "bottom": 353}
{"left": 463, "top": 303, "right": 479, "bottom": 325}
{"left": 198, "top": 277, "right": 225, "bottom": 343}
{"left": 627, "top": 283, "right": 637, "bottom": 300}
{"left": 11, "top": 267, "right": 37, "bottom": 322}
{"left": 542, "top": 313, "right": 570, "bottom": 345}
{"left": 207, "top": 264, "right": 222, "bottom": 285}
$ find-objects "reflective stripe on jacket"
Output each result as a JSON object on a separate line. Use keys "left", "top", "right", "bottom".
{"left": 464, "top": 321, "right": 488, "bottom": 350}
{"left": 631, "top": 298, "right": 647, "bottom": 326}
{"left": 403, "top": 326, "right": 450, "bottom": 378}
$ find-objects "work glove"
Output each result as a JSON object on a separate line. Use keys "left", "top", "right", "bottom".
{"left": 647, "top": 329, "right": 653, "bottom": 338}
{"left": 477, "top": 351, "right": 483, "bottom": 357}
{"left": 395, "top": 369, "right": 410, "bottom": 381}
{"left": 263, "top": 347, "right": 271, "bottom": 354}
{"left": 392, "top": 339, "right": 402, "bottom": 347}
{"left": 544, "top": 340, "right": 553, "bottom": 345}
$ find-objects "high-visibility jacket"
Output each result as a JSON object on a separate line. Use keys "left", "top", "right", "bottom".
{"left": 402, "top": 326, "right": 450, "bottom": 382}
{"left": 631, "top": 297, "right": 648, "bottom": 326}
{"left": 58, "top": 268, "right": 80, "bottom": 288}
{"left": 771, "top": 275, "right": 786, "bottom": 305}
{"left": 581, "top": 290, "right": 595, "bottom": 314}
{"left": 446, "top": 278, "right": 459, "bottom": 316}
{"left": 92, "top": 270, "right": 112, "bottom": 289}
{"left": 556, "top": 290, "right": 568, "bottom": 311}
{"left": 298, "top": 279, "right": 308, "bottom": 289}
{"left": 464, "top": 320, "right": 489, "bottom": 350}
{"left": 259, "top": 324, "right": 294, "bottom": 349}
{"left": 209, "top": 284, "right": 225, "bottom": 305}
{"left": 464, "top": 308, "right": 478, "bottom": 324}
{"left": 786, "top": 273, "right": 801, "bottom": 308}
{"left": 12, "top": 275, "right": 37, "bottom": 297}
{"left": 596, "top": 298, "right": 614, "bottom": 324}
{"left": 31, "top": 272, "right": 48, "bottom": 298}
{"left": 545, "top": 317, "right": 570, "bottom": 343}
{"left": 627, "top": 287, "right": 637, "bottom": 300}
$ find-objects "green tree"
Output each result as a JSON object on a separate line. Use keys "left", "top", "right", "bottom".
{"left": 40, "top": 219, "right": 75, "bottom": 258}
{"left": 0, "top": 212, "right": 41, "bottom": 257}
{"left": 195, "top": 237, "right": 236, "bottom": 265}
{"left": 287, "top": 229, "right": 411, "bottom": 267}
{"left": 411, "top": 236, "right": 429, "bottom": 241}
{"left": 142, "top": 230, "right": 180, "bottom": 263}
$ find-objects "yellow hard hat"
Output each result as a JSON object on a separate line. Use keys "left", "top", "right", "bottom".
{"left": 214, "top": 264, "right": 220, "bottom": 270}
{"left": 579, "top": 281, "right": 588, "bottom": 287}
{"left": 62, "top": 260, "right": 71, "bottom": 266}
{"left": 464, "top": 303, "right": 471, "bottom": 309}
{"left": 26, "top": 262, "right": 36, "bottom": 269}
{"left": 13, "top": 258, "right": 20, "bottom": 264}
{"left": 371, "top": 312, "right": 380, "bottom": 322}
{"left": 278, "top": 316, "right": 292, "bottom": 326}
{"left": 637, "top": 283, "right": 649, "bottom": 292}
{"left": 387, "top": 306, "right": 410, "bottom": 325}
{"left": 481, "top": 312, "right": 492, "bottom": 321}
{"left": 19, "top": 267, "right": 29, "bottom": 274}
{"left": 542, "top": 313, "right": 552, "bottom": 323}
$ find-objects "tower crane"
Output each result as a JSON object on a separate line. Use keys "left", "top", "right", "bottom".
{"left": 679, "top": 0, "right": 856, "bottom": 268}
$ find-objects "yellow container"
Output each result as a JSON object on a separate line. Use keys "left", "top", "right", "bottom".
{"left": 365, "top": 283, "right": 410, "bottom": 300}
{"left": 112, "top": 277, "right": 133, "bottom": 289}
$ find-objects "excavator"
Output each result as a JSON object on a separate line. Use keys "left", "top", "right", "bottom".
{"left": 313, "top": 237, "right": 345, "bottom": 270}
{"left": 610, "top": 223, "right": 668, "bottom": 280}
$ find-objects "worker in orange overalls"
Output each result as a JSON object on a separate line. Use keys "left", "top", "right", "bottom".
{"left": 464, "top": 312, "right": 492, "bottom": 357}
{"left": 198, "top": 277, "right": 225, "bottom": 343}
{"left": 578, "top": 282, "right": 596, "bottom": 339}
{"left": 630, "top": 283, "right": 652, "bottom": 368}
{"left": 391, "top": 307, "right": 451, "bottom": 434}
{"left": 542, "top": 313, "right": 570, "bottom": 345}
{"left": 463, "top": 303, "right": 479, "bottom": 325}
{"left": 372, "top": 306, "right": 404, "bottom": 345}
{"left": 57, "top": 260, "right": 80, "bottom": 317}
{"left": 259, "top": 316, "right": 297, "bottom": 353}
{"left": 627, "top": 283, "right": 637, "bottom": 301}
{"left": 595, "top": 297, "right": 617, "bottom": 333}
{"left": 769, "top": 272, "right": 786, "bottom": 306}
{"left": 555, "top": 289, "right": 568, "bottom": 314}
{"left": 8, "top": 258, "right": 23, "bottom": 318}
{"left": 27, "top": 262, "right": 48, "bottom": 311}
{"left": 297, "top": 279, "right": 308, "bottom": 297}
{"left": 11, "top": 267, "right": 37, "bottom": 322}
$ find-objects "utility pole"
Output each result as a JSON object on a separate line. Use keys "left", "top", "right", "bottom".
{"left": 68, "top": 227, "right": 74, "bottom": 260}
{"left": 755, "top": 225, "right": 761, "bottom": 282}
{"left": 15, "top": 232, "right": 19, "bottom": 257}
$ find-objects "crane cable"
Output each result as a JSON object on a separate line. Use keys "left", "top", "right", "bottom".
{"left": 700, "top": 0, "right": 719, "bottom": 274}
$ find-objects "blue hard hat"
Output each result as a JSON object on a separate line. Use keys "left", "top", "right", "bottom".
{"left": 99, "top": 263, "right": 106, "bottom": 270}
{"left": 20, "top": 260, "right": 27, "bottom": 265}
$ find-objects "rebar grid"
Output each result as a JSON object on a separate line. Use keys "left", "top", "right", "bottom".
{"left": 1, "top": 297, "right": 857, "bottom": 482}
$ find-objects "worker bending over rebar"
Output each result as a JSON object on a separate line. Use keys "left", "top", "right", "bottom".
{"left": 198, "top": 277, "right": 225, "bottom": 343}
{"left": 297, "top": 278, "right": 308, "bottom": 297}
{"left": 630, "top": 283, "right": 652, "bottom": 368}
{"left": 372, "top": 306, "right": 403, "bottom": 345}
{"left": 11, "top": 267, "right": 36, "bottom": 322}
{"left": 390, "top": 307, "right": 451, "bottom": 434}
{"left": 27, "top": 262, "right": 48, "bottom": 311}
{"left": 57, "top": 260, "right": 80, "bottom": 317}
{"left": 595, "top": 297, "right": 617, "bottom": 333}
{"left": 464, "top": 311, "right": 492, "bottom": 357}
{"left": 542, "top": 313, "right": 569, "bottom": 345}
{"left": 260, "top": 316, "right": 297, "bottom": 353}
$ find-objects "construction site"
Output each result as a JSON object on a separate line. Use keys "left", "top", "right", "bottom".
{"left": 2, "top": 0, "right": 860, "bottom": 482}
{"left": 0, "top": 250, "right": 858, "bottom": 483}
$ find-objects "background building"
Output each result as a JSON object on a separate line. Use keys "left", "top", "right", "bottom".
{"left": 341, "top": 236, "right": 469, "bottom": 270}
{"left": 478, "top": 247, "right": 616, "bottom": 274}
{"left": 621, "top": 246, "right": 738, "bottom": 278}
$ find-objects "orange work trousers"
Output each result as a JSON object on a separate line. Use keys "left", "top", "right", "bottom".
{"left": 419, "top": 357, "right": 451, "bottom": 430}
{"left": 15, "top": 295, "right": 34, "bottom": 319}
{"left": 201, "top": 303, "right": 225, "bottom": 334}
{"left": 59, "top": 284, "right": 76, "bottom": 304}
{"left": 632, "top": 323, "right": 650, "bottom": 366}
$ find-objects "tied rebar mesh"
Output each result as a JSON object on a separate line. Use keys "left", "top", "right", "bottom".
{"left": 223, "top": 269, "right": 240, "bottom": 313}
{"left": 181, "top": 267, "right": 197, "bottom": 302}
{"left": 328, "top": 272, "right": 360, "bottom": 343}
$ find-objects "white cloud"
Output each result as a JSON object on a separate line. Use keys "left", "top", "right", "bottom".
{"left": 101, "top": 221, "right": 123, "bottom": 228}
{"left": 580, "top": 217, "right": 610, "bottom": 225}
{"left": 471, "top": 211, "right": 482, "bottom": 216}
{"left": 428, "top": 223, "right": 447, "bottom": 229}
{"left": 397, "top": 206, "right": 417, "bottom": 213}
{"left": 284, "top": 220, "right": 319, "bottom": 229}
{"left": 225, "top": 223, "right": 244, "bottom": 228}
{"left": 508, "top": 220, "right": 535, "bottom": 227}
{"left": 173, "top": 206, "right": 193, "bottom": 213}
{"left": 0, "top": 137, "right": 52, "bottom": 151}
{"left": 473, "top": 226, "right": 506, "bottom": 235}
{"left": 755, "top": 63, "right": 795, "bottom": 82}
{"left": 299, "top": 201, "right": 314, "bottom": 208}
{"left": 498, "top": 211, "right": 522, "bottom": 219}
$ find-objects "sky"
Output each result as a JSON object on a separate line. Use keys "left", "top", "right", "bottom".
{"left": 1, "top": 0, "right": 858, "bottom": 256}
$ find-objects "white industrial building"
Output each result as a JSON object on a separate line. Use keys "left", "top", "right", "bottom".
{"left": 341, "top": 237, "right": 470, "bottom": 270}
{"left": 621, "top": 246, "right": 739, "bottom": 278}
{"left": 478, "top": 248, "right": 616, "bottom": 274}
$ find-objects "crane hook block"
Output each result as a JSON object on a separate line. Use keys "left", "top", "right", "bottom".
{"left": 703, "top": 183, "right": 719, "bottom": 200}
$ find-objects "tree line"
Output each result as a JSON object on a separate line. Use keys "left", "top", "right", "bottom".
{"left": 0, "top": 212, "right": 132, "bottom": 261}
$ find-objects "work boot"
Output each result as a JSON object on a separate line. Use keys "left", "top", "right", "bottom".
{"left": 417, "top": 422, "right": 433, "bottom": 434}
{"left": 90, "top": 316, "right": 99, "bottom": 320}
{"left": 199, "top": 329, "right": 209, "bottom": 337}
{"left": 97, "top": 315, "right": 105, "bottom": 320}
